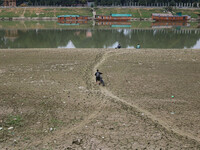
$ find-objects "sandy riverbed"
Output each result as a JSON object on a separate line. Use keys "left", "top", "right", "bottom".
{"left": 0, "top": 48, "right": 200, "bottom": 149}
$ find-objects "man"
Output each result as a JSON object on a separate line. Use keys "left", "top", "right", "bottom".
{"left": 136, "top": 44, "right": 140, "bottom": 49}
{"left": 95, "top": 69, "right": 102, "bottom": 83}
{"left": 117, "top": 44, "right": 121, "bottom": 49}
{"left": 95, "top": 69, "right": 105, "bottom": 86}
{"left": 115, "top": 43, "right": 121, "bottom": 49}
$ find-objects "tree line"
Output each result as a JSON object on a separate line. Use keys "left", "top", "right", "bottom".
{"left": 1, "top": 0, "right": 200, "bottom": 6}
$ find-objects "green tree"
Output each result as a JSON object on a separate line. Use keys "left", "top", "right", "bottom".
{"left": 139, "top": 0, "right": 147, "bottom": 5}
{"left": 170, "top": 0, "right": 176, "bottom": 6}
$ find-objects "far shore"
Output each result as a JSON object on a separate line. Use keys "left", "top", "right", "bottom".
{"left": 0, "top": 7, "right": 199, "bottom": 21}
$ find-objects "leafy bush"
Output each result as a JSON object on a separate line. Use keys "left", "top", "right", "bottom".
{"left": 165, "top": 6, "right": 173, "bottom": 13}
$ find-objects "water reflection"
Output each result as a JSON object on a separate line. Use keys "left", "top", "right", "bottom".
{"left": 0, "top": 29, "right": 199, "bottom": 49}
{"left": 58, "top": 20, "right": 88, "bottom": 25}
{"left": 96, "top": 21, "right": 131, "bottom": 26}
{"left": 4, "top": 30, "right": 18, "bottom": 42}
{"left": 152, "top": 21, "right": 190, "bottom": 29}
{"left": 58, "top": 40, "right": 76, "bottom": 48}
{"left": 96, "top": 21, "right": 132, "bottom": 28}
{"left": 192, "top": 39, "right": 200, "bottom": 49}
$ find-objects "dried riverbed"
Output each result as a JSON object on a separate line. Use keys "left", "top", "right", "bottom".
{"left": 0, "top": 48, "right": 200, "bottom": 149}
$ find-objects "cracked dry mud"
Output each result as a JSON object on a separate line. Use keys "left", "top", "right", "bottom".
{"left": 0, "top": 49, "right": 200, "bottom": 150}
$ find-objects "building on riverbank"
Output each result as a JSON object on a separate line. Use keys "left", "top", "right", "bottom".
{"left": 152, "top": 13, "right": 191, "bottom": 21}
{"left": 57, "top": 15, "right": 89, "bottom": 21}
{"left": 4, "top": 0, "right": 16, "bottom": 7}
{"left": 95, "top": 14, "right": 132, "bottom": 21}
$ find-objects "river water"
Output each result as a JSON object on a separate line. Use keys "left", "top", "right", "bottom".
{"left": 0, "top": 21, "right": 200, "bottom": 49}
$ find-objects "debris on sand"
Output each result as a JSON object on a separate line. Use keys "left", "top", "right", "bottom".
{"left": 72, "top": 139, "right": 83, "bottom": 145}
{"left": 8, "top": 127, "right": 14, "bottom": 130}
{"left": 78, "top": 86, "right": 85, "bottom": 90}
{"left": 65, "top": 147, "right": 75, "bottom": 150}
{"left": 170, "top": 112, "right": 175, "bottom": 115}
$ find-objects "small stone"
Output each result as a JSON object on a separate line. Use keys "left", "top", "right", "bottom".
{"left": 8, "top": 127, "right": 14, "bottom": 130}
{"left": 0, "top": 127, "right": 3, "bottom": 130}
{"left": 170, "top": 112, "right": 175, "bottom": 115}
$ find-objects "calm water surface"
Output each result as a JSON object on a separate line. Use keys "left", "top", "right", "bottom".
{"left": 1, "top": 28, "right": 200, "bottom": 49}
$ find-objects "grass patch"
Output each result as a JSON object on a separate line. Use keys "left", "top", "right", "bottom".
{"left": 38, "top": 12, "right": 55, "bottom": 17}
{"left": 5, "top": 115, "right": 23, "bottom": 127}
{"left": 140, "top": 8, "right": 164, "bottom": 18}
{"left": 23, "top": 8, "right": 92, "bottom": 17}
{"left": 0, "top": 8, "right": 199, "bottom": 18}
{"left": 95, "top": 8, "right": 199, "bottom": 19}
{"left": 95, "top": 8, "right": 164, "bottom": 18}
{"left": 24, "top": 10, "right": 38, "bottom": 17}
{"left": 55, "top": 8, "right": 92, "bottom": 17}
{"left": 95, "top": 8, "right": 140, "bottom": 18}
{"left": 49, "top": 118, "right": 64, "bottom": 128}
{"left": 0, "top": 8, "right": 24, "bottom": 17}
{"left": 131, "top": 21, "right": 152, "bottom": 28}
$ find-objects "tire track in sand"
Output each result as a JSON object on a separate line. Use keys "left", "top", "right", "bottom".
{"left": 94, "top": 50, "right": 200, "bottom": 144}
{"left": 21, "top": 8, "right": 26, "bottom": 17}
{"left": 39, "top": 51, "right": 107, "bottom": 146}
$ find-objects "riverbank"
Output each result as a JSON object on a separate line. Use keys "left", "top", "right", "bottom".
{"left": 0, "top": 48, "right": 200, "bottom": 149}
{"left": 0, "top": 20, "right": 199, "bottom": 30}
{"left": 0, "top": 7, "right": 199, "bottom": 21}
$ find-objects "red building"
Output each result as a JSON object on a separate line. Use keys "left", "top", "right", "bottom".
{"left": 4, "top": 0, "right": 16, "bottom": 7}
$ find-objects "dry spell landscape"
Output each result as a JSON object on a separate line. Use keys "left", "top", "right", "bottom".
{"left": 0, "top": 48, "right": 200, "bottom": 150}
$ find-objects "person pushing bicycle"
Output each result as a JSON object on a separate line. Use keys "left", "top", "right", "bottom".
{"left": 95, "top": 69, "right": 104, "bottom": 86}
